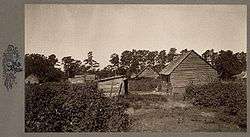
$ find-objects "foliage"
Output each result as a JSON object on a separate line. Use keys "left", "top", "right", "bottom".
{"left": 202, "top": 49, "right": 246, "bottom": 79}
{"left": 62, "top": 56, "right": 84, "bottom": 78}
{"left": 25, "top": 83, "right": 130, "bottom": 132}
{"left": 184, "top": 81, "right": 247, "bottom": 130}
{"left": 110, "top": 53, "right": 120, "bottom": 67}
{"left": 214, "top": 50, "right": 244, "bottom": 79}
{"left": 167, "top": 48, "right": 177, "bottom": 62}
{"left": 83, "top": 51, "right": 100, "bottom": 73}
{"left": 25, "top": 54, "right": 65, "bottom": 82}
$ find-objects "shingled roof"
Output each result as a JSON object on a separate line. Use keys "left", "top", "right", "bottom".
{"left": 160, "top": 50, "right": 216, "bottom": 75}
{"left": 159, "top": 51, "right": 192, "bottom": 75}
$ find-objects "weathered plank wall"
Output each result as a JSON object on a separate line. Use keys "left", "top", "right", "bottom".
{"left": 98, "top": 78, "right": 124, "bottom": 93}
{"left": 170, "top": 52, "right": 218, "bottom": 93}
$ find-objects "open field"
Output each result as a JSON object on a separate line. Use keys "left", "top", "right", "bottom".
{"left": 123, "top": 93, "right": 243, "bottom": 132}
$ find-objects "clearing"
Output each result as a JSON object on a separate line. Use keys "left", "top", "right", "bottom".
{"left": 123, "top": 93, "right": 242, "bottom": 132}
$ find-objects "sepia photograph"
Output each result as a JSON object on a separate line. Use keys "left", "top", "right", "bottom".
{"left": 25, "top": 4, "right": 247, "bottom": 132}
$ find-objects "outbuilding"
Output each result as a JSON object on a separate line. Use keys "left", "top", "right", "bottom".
{"left": 159, "top": 50, "right": 218, "bottom": 98}
{"left": 129, "top": 66, "right": 160, "bottom": 92}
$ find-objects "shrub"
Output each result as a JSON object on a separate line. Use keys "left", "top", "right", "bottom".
{"left": 25, "top": 82, "right": 130, "bottom": 132}
{"left": 184, "top": 81, "right": 247, "bottom": 130}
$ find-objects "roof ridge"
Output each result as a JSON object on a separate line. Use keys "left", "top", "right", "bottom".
{"left": 159, "top": 50, "right": 193, "bottom": 75}
{"left": 135, "top": 65, "right": 158, "bottom": 78}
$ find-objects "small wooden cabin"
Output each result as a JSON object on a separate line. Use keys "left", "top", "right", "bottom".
{"left": 133, "top": 66, "right": 159, "bottom": 79}
{"left": 97, "top": 75, "right": 128, "bottom": 97}
{"left": 129, "top": 66, "right": 160, "bottom": 92}
{"left": 159, "top": 50, "right": 218, "bottom": 97}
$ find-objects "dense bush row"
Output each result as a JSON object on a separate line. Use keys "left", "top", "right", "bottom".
{"left": 25, "top": 82, "right": 130, "bottom": 132}
{"left": 128, "top": 78, "right": 161, "bottom": 91}
{"left": 184, "top": 81, "right": 247, "bottom": 130}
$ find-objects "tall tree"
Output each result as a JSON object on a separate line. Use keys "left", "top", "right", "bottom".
{"left": 202, "top": 49, "right": 218, "bottom": 66}
{"left": 62, "top": 56, "right": 82, "bottom": 78}
{"left": 155, "top": 50, "right": 167, "bottom": 72}
{"left": 235, "top": 52, "right": 247, "bottom": 71}
{"left": 25, "top": 54, "right": 64, "bottom": 82}
{"left": 180, "top": 49, "right": 189, "bottom": 54}
{"left": 109, "top": 53, "right": 119, "bottom": 67}
{"left": 120, "top": 50, "right": 133, "bottom": 69}
{"left": 147, "top": 51, "right": 158, "bottom": 66}
{"left": 48, "top": 54, "right": 58, "bottom": 66}
{"left": 83, "top": 51, "right": 99, "bottom": 73}
{"left": 214, "top": 50, "right": 243, "bottom": 79}
{"left": 167, "top": 48, "right": 177, "bottom": 62}
{"left": 109, "top": 53, "right": 120, "bottom": 75}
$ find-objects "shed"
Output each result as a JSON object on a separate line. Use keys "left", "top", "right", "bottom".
{"left": 159, "top": 50, "right": 218, "bottom": 97}
{"left": 97, "top": 75, "right": 128, "bottom": 97}
{"left": 129, "top": 66, "right": 161, "bottom": 92}
{"left": 25, "top": 74, "right": 39, "bottom": 84}
{"left": 133, "top": 65, "right": 159, "bottom": 79}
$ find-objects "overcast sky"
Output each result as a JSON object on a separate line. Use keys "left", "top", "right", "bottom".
{"left": 25, "top": 4, "right": 246, "bottom": 68}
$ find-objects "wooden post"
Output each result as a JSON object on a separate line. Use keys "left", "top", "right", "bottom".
{"left": 124, "top": 78, "right": 128, "bottom": 95}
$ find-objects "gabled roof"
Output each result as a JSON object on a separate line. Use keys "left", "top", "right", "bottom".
{"left": 160, "top": 50, "right": 217, "bottom": 75}
{"left": 134, "top": 65, "right": 159, "bottom": 78}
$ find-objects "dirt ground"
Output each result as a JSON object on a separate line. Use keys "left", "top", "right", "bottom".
{"left": 125, "top": 93, "right": 242, "bottom": 132}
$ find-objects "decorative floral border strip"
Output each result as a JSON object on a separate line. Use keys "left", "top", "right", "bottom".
{"left": 2, "top": 44, "right": 23, "bottom": 91}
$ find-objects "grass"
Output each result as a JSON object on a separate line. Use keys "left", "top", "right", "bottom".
{"left": 124, "top": 92, "right": 243, "bottom": 132}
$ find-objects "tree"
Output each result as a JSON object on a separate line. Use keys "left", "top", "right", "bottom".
{"left": 214, "top": 50, "right": 244, "bottom": 79}
{"left": 109, "top": 53, "right": 120, "bottom": 75}
{"left": 83, "top": 51, "right": 100, "bottom": 73}
{"left": 202, "top": 49, "right": 218, "bottom": 66}
{"left": 147, "top": 51, "right": 158, "bottom": 66}
{"left": 25, "top": 54, "right": 64, "bottom": 82}
{"left": 155, "top": 50, "right": 167, "bottom": 72}
{"left": 25, "top": 54, "right": 48, "bottom": 80}
{"left": 180, "top": 49, "right": 189, "bottom": 54}
{"left": 167, "top": 48, "right": 177, "bottom": 62}
{"left": 109, "top": 53, "right": 119, "bottom": 67}
{"left": 235, "top": 52, "right": 247, "bottom": 71}
{"left": 120, "top": 50, "right": 133, "bottom": 71}
{"left": 48, "top": 54, "right": 58, "bottom": 66}
{"left": 62, "top": 56, "right": 82, "bottom": 78}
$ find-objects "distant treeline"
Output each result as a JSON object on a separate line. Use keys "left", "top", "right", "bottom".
{"left": 25, "top": 48, "right": 246, "bottom": 83}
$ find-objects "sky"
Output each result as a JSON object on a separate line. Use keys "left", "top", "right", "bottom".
{"left": 25, "top": 4, "right": 246, "bottom": 68}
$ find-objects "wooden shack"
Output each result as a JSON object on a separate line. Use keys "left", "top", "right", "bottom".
{"left": 133, "top": 65, "right": 159, "bottom": 79}
{"left": 129, "top": 66, "right": 160, "bottom": 92}
{"left": 97, "top": 75, "right": 128, "bottom": 97}
{"left": 159, "top": 50, "right": 218, "bottom": 98}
